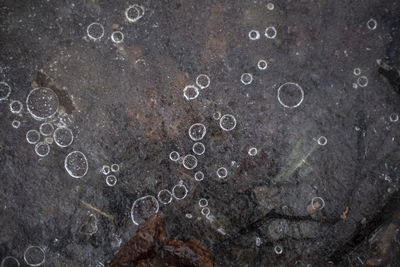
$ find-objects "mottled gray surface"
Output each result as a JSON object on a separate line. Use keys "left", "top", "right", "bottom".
{"left": 1, "top": 0, "right": 400, "bottom": 266}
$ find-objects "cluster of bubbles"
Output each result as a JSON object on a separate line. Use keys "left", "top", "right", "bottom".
{"left": 101, "top": 163, "right": 120, "bottom": 186}
{"left": 86, "top": 4, "right": 145, "bottom": 43}
{"left": 352, "top": 67, "right": 368, "bottom": 89}
{"left": 240, "top": 59, "right": 268, "bottom": 86}
{"left": 131, "top": 180, "right": 188, "bottom": 225}
{"left": 198, "top": 198, "right": 212, "bottom": 218}
{"left": 183, "top": 74, "right": 210, "bottom": 100}
{"left": 248, "top": 26, "right": 277, "bottom": 41}
{"left": 1, "top": 245, "right": 46, "bottom": 267}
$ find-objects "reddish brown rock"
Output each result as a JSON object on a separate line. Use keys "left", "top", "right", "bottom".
{"left": 107, "top": 215, "right": 213, "bottom": 267}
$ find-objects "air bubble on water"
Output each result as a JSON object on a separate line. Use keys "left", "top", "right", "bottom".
{"left": 157, "top": 189, "right": 173, "bottom": 204}
{"left": 53, "top": 126, "right": 74, "bottom": 147}
{"left": 192, "top": 142, "right": 205, "bottom": 155}
{"left": 9, "top": 100, "right": 23, "bottom": 113}
{"left": 64, "top": 151, "right": 89, "bottom": 179}
{"left": 172, "top": 180, "right": 188, "bottom": 200}
{"left": 26, "top": 87, "right": 59, "bottom": 121}
{"left": 183, "top": 85, "right": 199, "bottom": 100}
{"left": 131, "top": 195, "right": 159, "bottom": 225}
{"left": 106, "top": 175, "right": 117, "bottom": 186}
{"left": 183, "top": 154, "right": 198, "bottom": 170}
{"left": 188, "top": 123, "right": 206, "bottom": 141}
{"left": 219, "top": 114, "right": 237, "bottom": 131}
{"left": 86, "top": 22, "right": 104, "bottom": 41}
{"left": 23, "top": 246, "right": 45, "bottom": 267}
{"left": 0, "top": 81, "right": 11, "bottom": 101}
{"left": 35, "top": 142, "right": 50, "bottom": 157}
{"left": 194, "top": 171, "right": 204, "bottom": 181}
{"left": 217, "top": 167, "right": 228, "bottom": 179}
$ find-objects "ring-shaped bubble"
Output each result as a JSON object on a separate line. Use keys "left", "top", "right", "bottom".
{"left": 64, "top": 151, "right": 89, "bottom": 179}
{"left": 23, "top": 246, "right": 45, "bottom": 267}
{"left": 130, "top": 195, "right": 159, "bottom": 225}
{"left": 277, "top": 82, "right": 304, "bottom": 108}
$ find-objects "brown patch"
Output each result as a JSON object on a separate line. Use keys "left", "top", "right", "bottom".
{"left": 365, "top": 223, "right": 397, "bottom": 266}
{"left": 111, "top": 23, "right": 119, "bottom": 30}
{"left": 107, "top": 214, "right": 213, "bottom": 267}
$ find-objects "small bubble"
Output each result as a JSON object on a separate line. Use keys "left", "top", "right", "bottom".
{"left": 158, "top": 189, "right": 173, "bottom": 204}
{"left": 274, "top": 245, "right": 283, "bottom": 255}
{"left": 265, "top": 26, "right": 277, "bottom": 39}
{"left": 106, "top": 175, "right": 117, "bottom": 186}
{"left": 87, "top": 22, "right": 104, "bottom": 41}
{"left": 267, "top": 3, "right": 275, "bottom": 10}
{"left": 169, "top": 151, "right": 180, "bottom": 161}
{"left": 240, "top": 73, "right": 253, "bottom": 85}
{"left": 257, "top": 60, "right": 268, "bottom": 70}
{"left": 390, "top": 113, "right": 398, "bottom": 122}
{"left": 183, "top": 154, "right": 198, "bottom": 170}
{"left": 367, "top": 18, "right": 377, "bottom": 30}
{"left": 219, "top": 114, "right": 237, "bottom": 131}
{"left": 317, "top": 136, "right": 327, "bottom": 146}
{"left": 192, "top": 142, "right": 205, "bottom": 155}
{"left": 111, "top": 164, "right": 120, "bottom": 172}
{"left": 183, "top": 85, "right": 199, "bottom": 100}
{"left": 26, "top": 129, "right": 40, "bottom": 144}
{"left": 311, "top": 197, "right": 325, "bottom": 210}
{"left": 172, "top": 181, "right": 188, "bottom": 200}
{"left": 111, "top": 31, "right": 124, "bottom": 43}
{"left": 199, "top": 198, "right": 208, "bottom": 207}
{"left": 248, "top": 147, "right": 257, "bottom": 156}
{"left": 12, "top": 120, "right": 21, "bottom": 129}
{"left": 194, "top": 171, "right": 204, "bottom": 181}
{"left": 353, "top": 68, "right": 361, "bottom": 76}
{"left": 357, "top": 76, "right": 368, "bottom": 87}
{"left": 188, "top": 123, "right": 206, "bottom": 141}
{"left": 201, "top": 207, "right": 210, "bottom": 216}
{"left": 217, "top": 167, "right": 228, "bottom": 179}
{"left": 35, "top": 142, "right": 50, "bottom": 157}
{"left": 9, "top": 100, "right": 23, "bottom": 113}
{"left": 248, "top": 30, "right": 260, "bottom": 40}
{"left": 196, "top": 74, "right": 210, "bottom": 89}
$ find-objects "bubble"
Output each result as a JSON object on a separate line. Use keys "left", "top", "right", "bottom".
{"left": 35, "top": 142, "right": 50, "bottom": 157}
{"left": 53, "top": 127, "right": 74, "bottom": 147}
{"left": 185, "top": 213, "right": 193, "bottom": 219}
{"left": 26, "top": 87, "right": 59, "bottom": 121}
{"left": 106, "top": 175, "right": 117, "bottom": 186}
{"left": 199, "top": 198, "right": 208, "bottom": 207}
{"left": 111, "top": 164, "right": 120, "bottom": 172}
{"left": 357, "top": 76, "right": 368, "bottom": 87}
{"left": 169, "top": 151, "right": 180, "bottom": 161}
{"left": 23, "top": 246, "right": 45, "bottom": 267}
{"left": 248, "top": 30, "right": 260, "bottom": 40}
{"left": 183, "top": 85, "right": 199, "bottom": 100}
{"left": 194, "top": 171, "right": 204, "bottom": 181}
{"left": 352, "top": 83, "right": 358, "bottom": 89}
{"left": 217, "top": 167, "right": 228, "bottom": 179}
{"left": 64, "top": 151, "right": 89, "bottom": 179}
{"left": 257, "top": 60, "right": 268, "bottom": 70}
{"left": 240, "top": 73, "right": 253, "bottom": 85}
{"left": 44, "top": 137, "right": 53, "bottom": 144}
{"left": 267, "top": 3, "right": 275, "bottom": 10}
{"left": 11, "top": 120, "right": 20, "bottom": 129}
{"left": 201, "top": 207, "right": 210, "bottom": 216}
{"left": 157, "top": 189, "right": 172, "bottom": 204}
{"left": 367, "top": 18, "right": 377, "bottom": 30}
{"left": 277, "top": 82, "right": 304, "bottom": 108}
{"left": 1, "top": 256, "right": 20, "bottom": 267}
{"left": 9, "top": 100, "right": 23, "bottom": 114}
{"left": 80, "top": 214, "right": 98, "bottom": 235}
{"left": 311, "top": 197, "right": 325, "bottom": 210}
{"left": 39, "top": 122, "right": 54, "bottom": 136}
{"left": 87, "top": 22, "right": 104, "bottom": 41}
{"left": 274, "top": 245, "right": 283, "bottom": 255}
{"left": 172, "top": 181, "right": 188, "bottom": 200}
{"left": 213, "top": 111, "right": 221, "bottom": 120}
{"left": 265, "top": 26, "right": 277, "bottom": 39}
{"left": 390, "top": 113, "right": 399, "bottom": 122}
{"left": 353, "top": 68, "right": 361, "bottom": 76}
{"left": 219, "top": 114, "right": 237, "bottom": 131}
{"left": 125, "top": 4, "right": 145, "bottom": 23}
{"left": 188, "top": 123, "right": 206, "bottom": 141}
{"left": 102, "top": 165, "right": 110, "bottom": 175}
{"left": 0, "top": 81, "right": 11, "bottom": 101}
{"left": 317, "top": 136, "right": 327, "bottom": 146}
{"left": 196, "top": 74, "right": 210, "bottom": 89}
{"left": 248, "top": 147, "right": 257, "bottom": 156}
{"left": 130, "top": 195, "right": 159, "bottom": 225}
{"left": 111, "top": 31, "right": 124, "bottom": 43}
{"left": 192, "top": 142, "right": 205, "bottom": 155}
{"left": 183, "top": 154, "right": 198, "bottom": 170}
{"left": 26, "top": 130, "right": 40, "bottom": 144}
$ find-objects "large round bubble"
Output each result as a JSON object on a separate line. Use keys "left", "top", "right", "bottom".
{"left": 64, "top": 151, "right": 88, "bottom": 178}
{"left": 26, "top": 87, "right": 59, "bottom": 120}
{"left": 130, "top": 195, "right": 159, "bottom": 225}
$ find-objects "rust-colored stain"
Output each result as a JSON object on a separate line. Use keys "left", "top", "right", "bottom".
{"left": 340, "top": 206, "right": 349, "bottom": 220}
{"left": 107, "top": 214, "right": 213, "bottom": 267}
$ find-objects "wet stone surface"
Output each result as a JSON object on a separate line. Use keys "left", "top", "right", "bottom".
{"left": 1, "top": 0, "right": 400, "bottom": 266}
